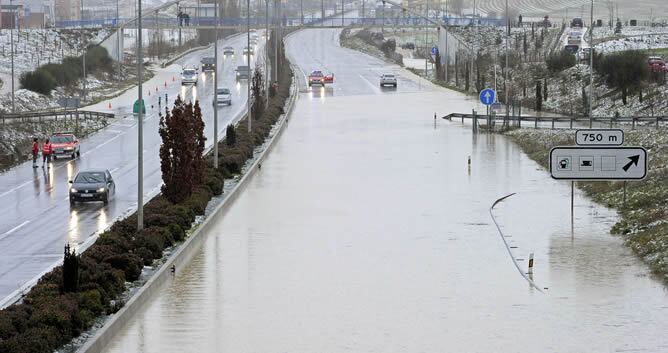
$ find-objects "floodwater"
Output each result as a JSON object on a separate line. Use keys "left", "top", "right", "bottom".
{"left": 101, "top": 29, "right": 668, "bottom": 353}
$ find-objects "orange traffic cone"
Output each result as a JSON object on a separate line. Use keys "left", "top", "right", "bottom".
{"left": 108, "top": 102, "right": 112, "bottom": 109}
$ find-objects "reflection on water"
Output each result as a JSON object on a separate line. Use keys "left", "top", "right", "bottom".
{"left": 68, "top": 209, "right": 78, "bottom": 243}
{"left": 97, "top": 207, "right": 108, "bottom": 235}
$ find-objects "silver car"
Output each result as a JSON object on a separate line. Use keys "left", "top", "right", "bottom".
{"left": 215, "top": 88, "right": 232, "bottom": 105}
{"left": 380, "top": 74, "right": 397, "bottom": 87}
{"left": 223, "top": 46, "right": 235, "bottom": 55}
{"left": 181, "top": 68, "right": 198, "bottom": 85}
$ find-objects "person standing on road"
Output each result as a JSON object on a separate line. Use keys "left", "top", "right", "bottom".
{"left": 31, "top": 138, "right": 39, "bottom": 168}
{"left": 41, "top": 138, "right": 52, "bottom": 168}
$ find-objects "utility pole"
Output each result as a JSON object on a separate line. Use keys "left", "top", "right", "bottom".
{"left": 342, "top": 0, "right": 344, "bottom": 26}
{"left": 300, "top": 0, "right": 304, "bottom": 25}
{"left": 213, "top": 0, "right": 219, "bottom": 169}
{"left": 589, "top": 0, "right": 594, "bottom": 127}
{"left": 247, "top": 0, "right": 251, "bottom": 133}
{"left": 81, "top": 0, "right": 87, "bottom": 101}
{"left": 505, "top": 0, "right": 509, "bottom": 118}
{"left": 425, "top": 1, "right": 429, "bottom": 79}
{"left": 117, "top": 0, "right": 121, "bottom": 81}
{"left": 321, "top": 0, "right": 324, "bottom": 27}
{"left": 265, "top": 0, "right": 269, "bottom": 106}
{"left": 444, "top": 0, "right": 448, "bottom": 83}
{"left": 274, "top": 0, "right": 278, "bottom": 82}
{"left": 10, "top": 0, "right": 15, "bottom": 113}
{"left": 362, "top": 0, "right": 365, "bottom": 20}
{"left": 137, "top": 0, "right": 144, "bottom": 231}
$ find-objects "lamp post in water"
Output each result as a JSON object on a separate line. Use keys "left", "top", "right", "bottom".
{"left": 137, "top": 0, "right": 144, "bottom": 231}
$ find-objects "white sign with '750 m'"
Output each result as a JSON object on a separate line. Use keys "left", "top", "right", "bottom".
{"left": 576, "top": 129, "right": 624, "bottom": 146}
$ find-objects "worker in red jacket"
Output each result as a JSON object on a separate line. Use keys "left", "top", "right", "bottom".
{"left": 31, "top": 138, "right": 39, "bottom": 168}
{"left": 42, "top": 138, "right": 52, "bottom": 168}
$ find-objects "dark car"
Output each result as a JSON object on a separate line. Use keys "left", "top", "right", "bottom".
{"left": 571, "top": 18, "right": 584, "bottom": 28}
{"left": 201, "top": 57, "right": 215, "bottom": 72}
{"left": 69, "top": 169, "right": 115, "bottom": 205}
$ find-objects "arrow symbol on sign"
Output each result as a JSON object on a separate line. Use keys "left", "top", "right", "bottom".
{"left": 484, "top": 92, "right": 491, "bottom": 104}
{"left": 622, "top": 155, "right": 640, "bottom": 172}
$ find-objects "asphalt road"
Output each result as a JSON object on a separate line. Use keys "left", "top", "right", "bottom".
{"left": 0, "top": 32, "right": 266, "bottom": 304}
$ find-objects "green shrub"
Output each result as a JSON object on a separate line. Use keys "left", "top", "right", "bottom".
{"left": 19, "top": 69, "right": 57, "bottom": 95}
{"left": 103, "top": 253, "right": 143, "bottom": 281}
{"left": 545, "top": 50, "right": 576, "bottom": 73}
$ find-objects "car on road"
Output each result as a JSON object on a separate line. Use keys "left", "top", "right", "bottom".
{"left": 571, "top": 18, "right": 584, "bottom": 28}
{"left": 215, "top": 88, "right": 232, "bottom": 105}
{"left": 236, "top": 65, "right": 251, "bottom": 80}
{"left": 181, "top": 68, "right": 198, "bottom": 85}
{"left": 243, "top": 46, "right": 254, "bottom": 55}
{"left": 648, "top": 56, "right": 667, "bottom": 72}
{"left": 49, "top": 132, "right": 80, "bottom": 159}
{"left": 201, "top": 57, "right": 215, "bottom": 72}
{"left": 250, "top": 37, "right": 258, "bottom": 46}
{"left": 69, "top": 169, "right": 116, "bottom": 205}
{"left": 308, "top": 70, "right": 334, "bottom": 87}
{"left": 379, "top": 74, "right": 397, "bottom": 87}
{"left": 564, "top": 44, "right": 579, "bottom": 54}
{"left": 401, "top": 42, "right": 415, "bottom": 50}
{"left": 577, "top": 47, "right": 592, "bottom": 61}
{"left": 223, "top": 46, "right": 235, "bottom": 55}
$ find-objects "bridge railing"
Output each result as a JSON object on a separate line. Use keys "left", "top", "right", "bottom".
{"left": 1, "top": 109, "right": 114, "bottom": 125}
{"left": 443, "top": 112, "right": 667, "bottom": 130}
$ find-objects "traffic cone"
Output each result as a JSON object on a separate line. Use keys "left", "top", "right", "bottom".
{"left": 148, "top": 90, "right": 151, "bottom": 96}
{"left": 108, "top": 102, "right": 112, "bottom": 109}
{"left": 164, "top": 81, "right": 167, "bottom": 87}
{"left": 155, "top": 86, "right": 158, "bottom": 92}
{"left": 172, "top": 76, "right": 175, "bottom": 82}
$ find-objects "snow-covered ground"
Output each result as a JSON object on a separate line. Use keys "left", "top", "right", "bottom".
{"left": 0, "top": 28, "right": 110, "bottom": 77}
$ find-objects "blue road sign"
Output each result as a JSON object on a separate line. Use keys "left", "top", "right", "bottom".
{"left": 479, "top": 88, "right": 496, "bottom": 106}
{"left": 431, "top": 46, "right": 438, "bottom": 55}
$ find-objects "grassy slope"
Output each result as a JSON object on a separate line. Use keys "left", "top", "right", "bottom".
{"left": 506, "top": 127, "right": 668, "bottom": 284}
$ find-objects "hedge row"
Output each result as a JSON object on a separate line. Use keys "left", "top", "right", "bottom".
{"left": 20, "top": 45, "right": 113, "bottom": 95}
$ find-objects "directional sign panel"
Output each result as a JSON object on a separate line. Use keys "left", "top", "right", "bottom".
{"left": 550, "top": 147, "right": 647, "bottom": 180}
{"left": 576, "top": 129, "right": 624, "bottom": 146}
{"left": 479, "top": 88, "right": 495, "bottom": 106}
{"left": 431, "top": 46, "right": 438, "bottom": 55}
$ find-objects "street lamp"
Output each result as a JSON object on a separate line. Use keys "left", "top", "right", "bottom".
{"left": 10, "top": 0, "right": 15, "bottom": 113}
{"left": 81, "top": 0, "right": 87, "bottom": 101}
{"left": 137, "top": 0, "right": 144, "bottom": 231}
{"left": 213, "top": 0, "right": 219, "bottom": 169}
{"left": 589, "top": 0, "right": 594, "bottom": 128}
{"left": 247, "top": 0, "right": 251, "bottom": 133}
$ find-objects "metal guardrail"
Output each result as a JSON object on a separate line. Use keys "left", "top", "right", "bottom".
{"left": 1, "top": 109, "right": 114, "bottom": 124}
{"left": 443, "top": 112, "right": 667, "bottom": 130}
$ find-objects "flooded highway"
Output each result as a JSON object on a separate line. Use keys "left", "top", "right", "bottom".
{"left": 100, "top": 29, "right": 668, "bottom": 353}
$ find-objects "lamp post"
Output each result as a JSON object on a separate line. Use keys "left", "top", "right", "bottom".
{"left": 137, "top": 0, "right": 144, "bottom": 231}
{"left": 247, "top": 0, "right": 251, "bottom": 133}
{"left": 504, "top": 0, "right": 509, "bottom": 119}
{"left": 213, "top": 0, "right": 219, "bottom": 169}
{"left": 265, "top": 0, "right": 269, "bottom": 106}
{"left": 589, "top": 0, "right": 594, "bottom": 128}
{"left": 117, "top": 0, "right": 121, "bottom": 81}
{"left": 10, "top": 0, "right": 15, "bottom": 113}
{"left": 81, "top": 0, "right": 86, "bottom": 101}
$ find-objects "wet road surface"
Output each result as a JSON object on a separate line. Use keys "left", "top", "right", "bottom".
{"left": 0, "top": 33, "right": 266, "bottom": 303}
{"left": 99, "top": 29, "right": 668, "bottom": 353}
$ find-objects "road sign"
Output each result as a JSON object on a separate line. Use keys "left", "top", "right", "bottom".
{"left": 576, "top": 129, "right": 624, "bottom": 146}
{"left": 479, "top": 88, "right": 495, "bottom": 106}
{"left": 431, "top": 46, "right": 438, "bottom": 55}
{"left": 133, "top": 99, "right": 146, "bottom": 114}
{"left": 550, "top": 146, "right": 647, "bottom": 180}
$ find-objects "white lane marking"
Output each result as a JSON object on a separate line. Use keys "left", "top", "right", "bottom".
{"left": 0, "top": 181, "right": 33, "bottom": 198}
{"left": 0, "top": 221, "right": 31, "bottom": 241}
{"left": 109, "top": 167, "right": 119, "bottom": 174}
{"left": 81, "top": 130, "right": 124, "bottom": 157}
{"left": 106, "top": 129, "right": 124, "bottom": 134}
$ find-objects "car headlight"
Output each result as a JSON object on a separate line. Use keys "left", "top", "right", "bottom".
{"left": 70, "top": 188, "right": 77, "bottom": 193}
{"left": 64, "top": 147, "right": 74, "bottom": 150}
{"left": 97, "top": 187, "right": 106, "bottom": 193}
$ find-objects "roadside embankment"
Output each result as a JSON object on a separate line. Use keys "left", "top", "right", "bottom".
{"left": 506, "top": 127, "right": 668, "bottom": 284}
{"left": 0, "top": 115, "right": 110, "bottom": 171}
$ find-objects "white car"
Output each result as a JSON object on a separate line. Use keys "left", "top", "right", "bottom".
{"left": 223, "top": 46, "right": 235, "bottom": 55}
{"left": 243, "top": 46, "right": 254, "bottom": 55}
{"left": 215, "top": 88, "right": 232, "bottom": 105}
{"left": 380, "top": 74, "right": 397, "bottom": 87}
{"left": 181, "top": 68, "right": 198, "bottom": 85}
